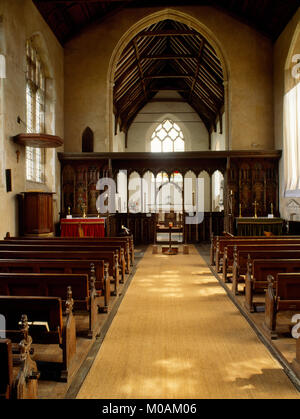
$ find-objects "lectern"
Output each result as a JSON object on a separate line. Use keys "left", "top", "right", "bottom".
{"left": 18, "top": 192, "right": 54, "bottom": 236}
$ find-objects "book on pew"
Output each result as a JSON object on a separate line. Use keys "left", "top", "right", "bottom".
{"left": 18, "top": 321, "right": 50, "bottom": 332}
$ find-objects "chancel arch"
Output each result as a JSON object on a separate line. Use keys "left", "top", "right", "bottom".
{"left": 108, "top": 9, "right": 229, "bottom": 152}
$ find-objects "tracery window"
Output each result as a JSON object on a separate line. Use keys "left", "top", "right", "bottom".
{"left": 25, "top": 40, "right": 45, "bottom": 183}
{"left": 151, "top": 120, "right": 185, "bottom": 152}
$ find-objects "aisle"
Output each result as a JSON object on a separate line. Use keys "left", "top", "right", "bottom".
{"left": 77, "top": 246, "right": 299, "bottom": 399}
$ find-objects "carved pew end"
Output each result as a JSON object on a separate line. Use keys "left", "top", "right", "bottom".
{"left": 262, "top": 321, "right": 278, "bottom": 340}
{"left": 292, "top": 336, "right": 300, "bottom": 378}
{"left": 98, "top": 305, "right": 108, "bottom": 314}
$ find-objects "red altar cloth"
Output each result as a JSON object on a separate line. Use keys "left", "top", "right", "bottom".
{"left": 61, "top": 218, "right": 105, "bottom": 238}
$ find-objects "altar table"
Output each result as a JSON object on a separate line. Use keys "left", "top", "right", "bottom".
{"left": 235, "top": 217, "right": 284, "bottom": 236}
{"left": 61, "top": 218, "right": 105, "bottom": 238}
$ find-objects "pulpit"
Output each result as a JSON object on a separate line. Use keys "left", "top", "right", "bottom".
{"left": 236, "top": 217, "right": 284, "bottom": 236}
{"left": 18, "top": 192, "right": 54, "bottom": 236}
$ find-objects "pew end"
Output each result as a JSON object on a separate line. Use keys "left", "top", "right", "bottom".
{"left": 292, "top": 336, "right": 300, "bottom": 379}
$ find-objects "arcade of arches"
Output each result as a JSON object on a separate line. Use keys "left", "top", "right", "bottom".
{"left": 0, "top": 0, "right": 300, "bottom": 400}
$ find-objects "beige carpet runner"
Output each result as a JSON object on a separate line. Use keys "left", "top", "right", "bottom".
{"left": 77, "top": 246, "right": 299, "bottom": 399}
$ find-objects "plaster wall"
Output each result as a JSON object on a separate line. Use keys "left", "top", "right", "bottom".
{"left": 0, "top": 0, "right": 64, "bottom": 237}
{"left": 126, "top": 92, "right": 209, "bottom": 152}
{"left": 211, "top": 113, "right": 226, "bottom": 151}
{"left": 64, "top": 6, "right": 274, "bottom": 153}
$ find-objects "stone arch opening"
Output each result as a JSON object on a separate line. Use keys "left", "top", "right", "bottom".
{"left": 107, "top": 9, "right": 230, "bottom": 152}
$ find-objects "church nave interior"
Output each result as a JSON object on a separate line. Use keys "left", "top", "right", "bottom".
{"left": 0, "top": 0, "right": 300, "bottom": 401}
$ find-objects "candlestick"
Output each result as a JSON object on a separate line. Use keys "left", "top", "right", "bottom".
{"left": 252, "top": 201, "right": 259, "bottom": 218}
{"left": 82, "top": 204, "right": 87, "bottom": 218}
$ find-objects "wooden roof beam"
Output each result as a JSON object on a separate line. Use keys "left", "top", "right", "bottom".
{"left": 144, "top": 74, "right": 194, "bottom": 79}
{"left": 132, "top": 39, "right": 148, "bottom": 102}
{"left": 141, "top": 54, "right": 197, "bottom": 60}
{"left": 189, "top": 39, "right": 205, "bottom": 102}
{"left": 136, "top": 30, "right": 199, "bottom": 37}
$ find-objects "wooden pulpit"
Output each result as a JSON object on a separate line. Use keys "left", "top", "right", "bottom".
{"left": 18, "top": 192, "right": 54, "bottom": 236}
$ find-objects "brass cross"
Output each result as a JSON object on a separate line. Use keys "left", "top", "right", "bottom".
{"left": 252, "top": 201, "right": 259, "bottom": 218}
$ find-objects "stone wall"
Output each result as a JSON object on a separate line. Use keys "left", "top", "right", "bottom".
{"left": 0, "top": 0, "right": 64, "bottom": 237}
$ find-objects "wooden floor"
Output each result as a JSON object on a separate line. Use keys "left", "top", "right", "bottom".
{"left": 76, "top": 245, "right": 300, "bottom": 399}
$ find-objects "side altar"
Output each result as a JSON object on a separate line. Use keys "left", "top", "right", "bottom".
{"left": 235, "top": 217, "right": 284, "bottom": 236}
{"left": 60, "top": 217, "right": 106, "bottom": 237}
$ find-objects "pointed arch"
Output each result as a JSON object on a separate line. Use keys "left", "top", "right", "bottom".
{"left": 82, "top": 127, "right": 94, "bottom": 152}
{"left": 107, "top": 9, "right": 230, "bottom": 152}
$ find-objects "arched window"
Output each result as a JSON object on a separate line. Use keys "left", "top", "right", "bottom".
{"left": 82, "top": 127, "right": 94, "bottom": 152}
{"left": 151, "top": 120, "right": 185, "bottom": 152}
{"left": 25, "top": 39, "right": 45, "bottom": 183}
{"left": 284, "top": 27, "right": 300, "bottom": 197}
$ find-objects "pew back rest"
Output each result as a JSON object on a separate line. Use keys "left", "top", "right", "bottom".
{"left": 240, "top": 250, "right": 300, "bottom": 263}
{"left": 0, "top": 339, "right": 13, "bottom": 398}
{"left": 0, "top": 273, "right": 89, "bottom": 303}
{"left": 220, "top": 238, "right": 300, "bottom": 253}
{"left": 0, "top": 243, "right": 121, "bottom": 254}
{"left": 276, "top": 273, "right": 300, "bottom": 302}
{"left": 0, "top": 251, "right": 115, "bottom": 268}
{"left": 253, "top": 259, "right": 300, "bottom": 283}
{"left": 0, "top": 296, "right": 63, "bottom": 338}
{"left": 0, "top": 259, "right": 105, "bottom": 292}
{"left": 9, "top": 250, "right": 113, "bottom": 278}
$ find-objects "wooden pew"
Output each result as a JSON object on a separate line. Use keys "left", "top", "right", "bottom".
{"left": 0, "top": 270, "right": 98, "bottom": 339}
{"left": 244, "top": 258, "right": 300, "bottom": 312}
{"left": 210, "top": 232, "right": 233, "bottom": 265}
{"left": 0, "top": 338, "right": 13, "bottom": 399}
{"left": 1, "top": 239, "right": 131, "bottom": 275}
{"left": 263, "top": 273, "right": 300, "bottom": 339}
{"left": 0, "top": 292, "right": 76, "bottom": 382}
{"left": 0, "top": 250, "right": 119, "bottom": 296}
{"left": 0, "top": 243, "right": 126, "bottom": 284}
{"left": 223, "top": 243, "right": 300, "bottom": 284}
{"left": 0, "top": 316, "right": 39, "bottom": 399}
{"left": 0, "top": 259, "right": 110, "bottom": 313}
{"left": 213, "top": 236, "right": 300, "bottom": 273}
{"left": 293, "top": 329, "right": 300, "bottom": 379}
{"left": 5, "top": 233, "right": 135, "bottom": 267}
